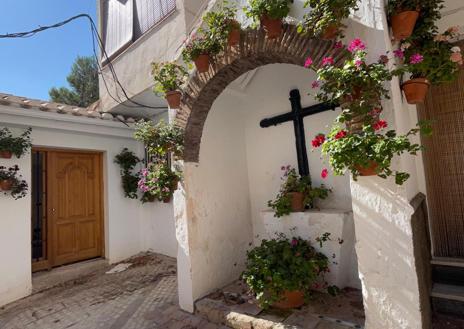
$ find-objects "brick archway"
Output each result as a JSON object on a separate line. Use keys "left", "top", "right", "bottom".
{"left": 175, "top": 24, "right": 346, "bottom": 163}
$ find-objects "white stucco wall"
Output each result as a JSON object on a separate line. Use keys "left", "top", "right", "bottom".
{"left": 0, "top": 107, "right": 177, "bottom": 307}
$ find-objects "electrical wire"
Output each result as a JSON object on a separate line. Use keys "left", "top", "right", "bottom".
{"left": 0, "top": 13, "right": 167, "bottom": 110}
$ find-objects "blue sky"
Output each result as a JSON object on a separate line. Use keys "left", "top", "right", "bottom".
{"left": 0, "top": 0, "right": 97, "bottom": 100}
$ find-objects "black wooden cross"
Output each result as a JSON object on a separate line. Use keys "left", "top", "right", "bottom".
{"left": 260, "top": 89, "right": 337, "bottom": 177}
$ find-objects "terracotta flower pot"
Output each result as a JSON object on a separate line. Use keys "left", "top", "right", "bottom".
{"left": 227, "top": 20, "right": 241, "bottom": 46}
{"left": 355, "top": 162, "right": 378, "bottom": 176}
{"left": 0, "top": 179, "right": 13, "bottom": 191}
{"left": 260, "top": 15, "right": 282, "bottom": 39}
{"left": 401, "top": 78, "right": 430, "bottom": 104}
{"left": 163, "top": 196, "right": 171, "bottom": 203}
{"left": 165, "top": 90, "right": 182, "bottom": 109}
{"left": 0, "top": 151, "right": 13, "bottom": 159}
{"left": 288, "top": 192, "right": 305, "bottom": 212}
{"left": 321, "top": 24, "right": 339, "bottom": 40}
{"left": 391, "top": 10, "right": 420, "bottom": 40}
{"left": 273, "top": 290, "right": 305, "bottom": 309}
{"left": 194, "top": 54, "right": 211, "bottom": 74}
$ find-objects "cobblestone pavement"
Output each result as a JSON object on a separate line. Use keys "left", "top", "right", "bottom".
{"left": 0, "top": 253, "right": 226, "bottom": 329}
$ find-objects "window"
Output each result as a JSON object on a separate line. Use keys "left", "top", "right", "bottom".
{"left": 101, "top": 0, "right": 176, "bottom": 58}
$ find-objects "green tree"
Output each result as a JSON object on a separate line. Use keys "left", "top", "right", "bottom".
{"left": 49, "top": 56, "right": 99, "bottom": 107}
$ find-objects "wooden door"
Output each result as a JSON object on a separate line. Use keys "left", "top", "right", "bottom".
{"left": 418, "top": 45, "right": 464, "bottom": 258}
{"left": 48, "top": 151, "right": 103, "bottom": 266}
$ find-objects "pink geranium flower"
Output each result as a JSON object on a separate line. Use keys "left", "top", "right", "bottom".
{"left": 334, "top": 41, "right": 344, "bottom": 49}
{"left": 355, "top": 59, "right": 364, "bottom": 68}
{"left": 393, "top": 49, "right": 404, "bottom": 59}
{"left": 304, "top": 57, "right": 313, "bottom": 68}
{"left": 311, "top": 80, "right": 320, "bottom": 89}
{"left": 373, "top": 120, "right": 388, "bottom": 130}
{"left": 347, "top": 38, "right": 366, "bottom": 53}
{"left": 321, "top": 168, "right": 328, "bottom": 179}
{"left": 410, "top": 53, "right": 424, "bottom": 64}
{"left": 322, "top": 57, "right": 334, "bottom": 66}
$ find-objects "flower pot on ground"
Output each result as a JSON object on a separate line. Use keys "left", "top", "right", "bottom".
{"left": 268, "top": 166, "right": 330, "bottom": 218}
{"left": 390, "top": 10, "right": 419, "bottom": 40}
{"left": 0, "top": 151, "right": 12, "bottom": 159}
{"left": 260, "top": 15, "right": 283, "bottom": 39}
{"left": 0, "top": 127, "right": 32, "bottom": 159}
{"left": 193, "top": 54, "right": 211, "bottom": 73}
{"left": 242, "top": 235, "right": 336, "bottom": 309}
{"left": 401, "top": 78, "right": 430, "bottom": 104}
{"left": 152, "top": 62, "right": 188, "bottom": 109}
{"left": 165, "top": 91, "right": 182, "bottom": 109}
{"left": 273, "top": 290, "right": 305, "bottom": 309}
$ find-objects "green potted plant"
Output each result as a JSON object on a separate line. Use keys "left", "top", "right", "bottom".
{"left": 203, "top": 1, "right": 241, "bottom": 47}
{"left": 151, "top": 62, "right": 188, "bottom": 109}
{"left": 114, "top": 148, "right": 141, "bottom": 199}
{"left": 0, "top": 127, "right": 32, "bottom": 159}
{"left": 268, "top": 166, "right": 330, "bottom": 218}
{"left": 311, "top": 121, "right": 432, "bottom": 185}
{"left": 0, "top": 165, "right": 28, "bottom": 199}
{"left": 298, "top": 0, "right": 359, "bottom": 39}
{"left": 395, "top": 28, "right": 462, "bottom": 104}
{"left": 306, "top": 39, "right": 394, "bottom": 129}
{"left": 134, "top": 120, "right": 184, "bottom": 159}
{"left": 245, "top": 0, "right": 293, "bottom": 39}
{"left": 242, "top": 235, "right": 336, "bottom": 309}
{"left": 182, "top": 34, "right": 222, "bottom": 73}
{"left": 138, "top": 163, "right": 182, "bottom": 203}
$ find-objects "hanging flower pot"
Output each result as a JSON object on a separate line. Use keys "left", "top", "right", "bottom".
{"left": 194, "top": 54, "right": 211, "bottom": 73}
{"left": 355, "top": 161, "right": 378, "bottom": 176}
{"left": 260, "top": 15, "right": 282, "bottom": 39}
{"left": 0, "top": 151, "right": 13, "bottom": 159}
{"left": 288, "top": 191, "right": 305, "bottom": 212}
{"left": 227, "top": 20, "right": 241, "bottom": 46}
{"left": 165, "top": 91, "right": 182, "bottom": 109}
{"left": 401, "top": 78, "right": 430, "bottom": 104}
{"left": 321, "top": 24, "right": 339, "bottom": 40}
{"left": 273, "top": 290, "right": 305, "bottom": 309}
{"left": 0, "top": 179, "right": 13, "bottom": 191}
{"left": 390, "top": 10, "right": 420, "bottom": 40}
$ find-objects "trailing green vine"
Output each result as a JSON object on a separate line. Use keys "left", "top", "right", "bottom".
{"left": 114, "top": 148, "right": 141, "bottom": 199}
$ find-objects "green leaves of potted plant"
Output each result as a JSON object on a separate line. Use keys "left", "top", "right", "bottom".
{"left": 138, "top": 163, "right": 182, "bottom": 203}
{"left": 268, "top": 166, "right": 330, "bottom": 218}
{"left": 0, "top": 165, "right": 28, "bottom": 199}
{"left": 245, "top": 0, "right": 293, "bottom": 39}
{"left": 242, "top": 235, "right": 335, "bottom": 309}
{"left": 298, "top": 0, "right": 359, "bottom": 40}
{"left": 182, "top": 35, "right": 222, "bottom": 73}
{"left": 312, "top": 121, "right": 432, "bottom": 185}
{"left": 394, "top": 28, "right": 462, "bottom": 104}
{"left": 114, "top": 148, "right": 141, "bottom": 199}
{"left": 203, "top": 1, "right": 241, "bottom": 47}
{"left": 151, "top": 62, "right": 188, "bottom": 109}
{"left": 0, "top": 127, "right": 32, "bottom": 159}
{"left": 134, "top": 120, "right": 184, "bottom": 160}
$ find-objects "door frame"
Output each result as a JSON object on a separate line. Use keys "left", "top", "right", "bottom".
{"left": 31, "top": 147, "right": 105, "bottom": 272}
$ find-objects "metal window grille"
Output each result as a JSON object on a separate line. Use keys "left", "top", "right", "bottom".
{"left": 134, "top": 0, "right": 176, "bottom": 38}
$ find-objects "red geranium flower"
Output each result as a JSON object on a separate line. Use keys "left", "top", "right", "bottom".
{"left": 311, "top": 134, "right": 325, "bottom": 147}
{"left": 373, "top": 120, "right": 388, "bottom": 130}
{"left": 321, "top": 168, "right": 328, "bottom": 179}
{"left": 322, "top": 57, "right": 334, "bottom": 66}
{"left": 334, "top": 130, "right": 347, "bottom": 139}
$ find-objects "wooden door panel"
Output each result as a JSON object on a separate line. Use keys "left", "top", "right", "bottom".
{"left": 418, "top": 46, "right": 464, "bottom": 257}
{"left": 48, "top": 151, "right": 103, "bottom": 266}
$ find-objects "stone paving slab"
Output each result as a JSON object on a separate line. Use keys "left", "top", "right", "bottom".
{"left": 0, "top": 253, "right": 224, "bottom": 329}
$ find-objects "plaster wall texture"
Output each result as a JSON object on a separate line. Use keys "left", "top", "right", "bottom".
{"left": 260, "top": 211, "right": 360, "bottom": 289}
{"left": 0, "top": 109, "right": 177, "bottom": 306}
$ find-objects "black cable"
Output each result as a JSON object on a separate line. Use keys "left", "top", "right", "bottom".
{"left": 0, "top": 13, "right": 166, "bottom": 110}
